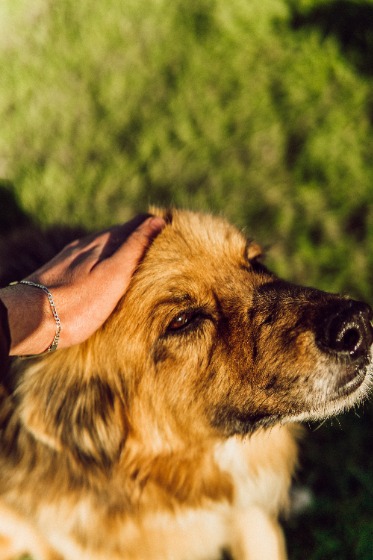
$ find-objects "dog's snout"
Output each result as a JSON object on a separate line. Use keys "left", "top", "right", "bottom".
{"left": 317, "top": 300, "right": 373, "bottom": 359}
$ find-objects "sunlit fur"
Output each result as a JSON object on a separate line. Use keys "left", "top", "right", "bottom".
{"left": 0, "top": 209, "right": 371, "bottom": 560}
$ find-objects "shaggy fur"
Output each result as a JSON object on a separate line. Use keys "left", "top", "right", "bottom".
{"left": 0, "top": 209, "right": 372, "bottom": 560}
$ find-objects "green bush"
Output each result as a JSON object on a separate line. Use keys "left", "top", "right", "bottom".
{"left": 1, "top": 0, "right": 373, "bottom": 301}
{"left": 0, "top": 1, "right": 372, "bottom": 558}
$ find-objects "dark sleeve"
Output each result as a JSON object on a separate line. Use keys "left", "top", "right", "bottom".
{"left": 0, "top": 299, "right": 11, "bottom": 378}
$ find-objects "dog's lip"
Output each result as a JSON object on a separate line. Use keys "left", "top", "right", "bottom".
{"left": 331, "top": 345, "right": 372, "bottom": 397}
{"left": 335, "top": 367, "right": 367, "bottom": 397}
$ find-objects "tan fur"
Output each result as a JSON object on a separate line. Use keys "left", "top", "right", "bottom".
{"left": 0, "top": 209, "right": 371, "bottom": 560}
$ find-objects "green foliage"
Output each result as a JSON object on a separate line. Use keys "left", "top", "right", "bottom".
{"left": 287, "top": 406, "right": 373, "bottom": 559}
{"left": 0, "top": 1, "right": 373, "bottom": 559}
{"left": 1, "top": 0, "right": 373, "bottom": 302}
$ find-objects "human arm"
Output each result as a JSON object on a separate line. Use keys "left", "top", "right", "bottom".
{"left": 0, "top": 299, "right": 11, "bottom": 375}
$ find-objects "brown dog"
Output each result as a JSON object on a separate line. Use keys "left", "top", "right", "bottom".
{"left": 0, "top": 209, "right": 372, "bottom": 560}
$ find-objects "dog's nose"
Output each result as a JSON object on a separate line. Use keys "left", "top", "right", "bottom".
{"left": 316, "top": 300, "right": 373, "bottom": 359}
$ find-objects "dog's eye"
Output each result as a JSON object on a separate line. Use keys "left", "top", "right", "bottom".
{"left": 167, "top": 311, "right": 199, "bottom": 333}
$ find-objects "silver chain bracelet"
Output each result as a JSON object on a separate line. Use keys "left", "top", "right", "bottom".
{"left": 9, "top": 280, "right": 61, "bottom": 356}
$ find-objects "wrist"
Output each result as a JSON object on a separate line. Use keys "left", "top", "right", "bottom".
{"left": 0, "top": 284, "right": 57, "bottom": 356}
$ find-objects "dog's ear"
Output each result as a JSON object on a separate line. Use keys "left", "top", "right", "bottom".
{"left": 247, "top": 240, "right": 264, "bottom": 261}
{"left": 16, "top": 353, "right": 127, "bottom": 471}
{"left": 148, "top": 206, "right": 173, "bottom": 225}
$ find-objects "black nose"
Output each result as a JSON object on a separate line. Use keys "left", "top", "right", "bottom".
{"left": 316, "top": 300, "right": 373, "bottom": 359}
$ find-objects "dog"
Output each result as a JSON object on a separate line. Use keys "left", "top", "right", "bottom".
{"left": 0, "top": 209, "right": 372, "bottom": 560}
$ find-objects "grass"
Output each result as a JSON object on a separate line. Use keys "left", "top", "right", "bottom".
{"left": 286, "top": 407, "right": 373, "bottom": 559}
{"left": 0, "top": 0, "right": 373, "bottom": 558}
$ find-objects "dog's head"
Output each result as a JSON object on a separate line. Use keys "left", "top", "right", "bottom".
{"left": 16, "top": 210, "right": 373, "bottom": 467}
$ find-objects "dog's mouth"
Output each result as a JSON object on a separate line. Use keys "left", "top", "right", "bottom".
{"left": 212, "top": 349, "right": 373, "bottom": 436}
{"left": 336, "top": 367, "right": 367, "bottom": 396}
{"left": 254, "top": 352, "right": 372, "bottom": 431}
{"left": 333, "top": 353, "right": 373, "bottom": 398}
{"left": 283, "top": 349, "right": 373, "bottom": 425}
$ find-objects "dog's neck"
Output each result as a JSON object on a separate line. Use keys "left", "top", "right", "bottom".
{"left": 116, "top": 435, "right": 234, "bottom": 509}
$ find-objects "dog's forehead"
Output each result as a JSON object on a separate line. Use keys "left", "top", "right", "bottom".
{"left": 124, "top": 211, "right": 268, "bottom": 319}
{"left": 151, "top": 210, "right": 248, "bottom": 264}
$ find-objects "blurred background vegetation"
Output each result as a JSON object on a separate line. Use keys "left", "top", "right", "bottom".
{"left": 0, "top": 0, "right": 372, "bottom": 558}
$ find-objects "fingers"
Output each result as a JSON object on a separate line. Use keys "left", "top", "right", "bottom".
{"left": 109, "top": 216, "right": 165, "bottom": 268}
{"left": 68, "top": 215, "right": 164, "bottom": 261}
{"left": 29, "top": 215, "right": 166, "bottom": 290}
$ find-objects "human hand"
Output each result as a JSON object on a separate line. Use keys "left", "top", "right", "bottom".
{"left": 0, "top": 215, "right": 165, "bottom": 355}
